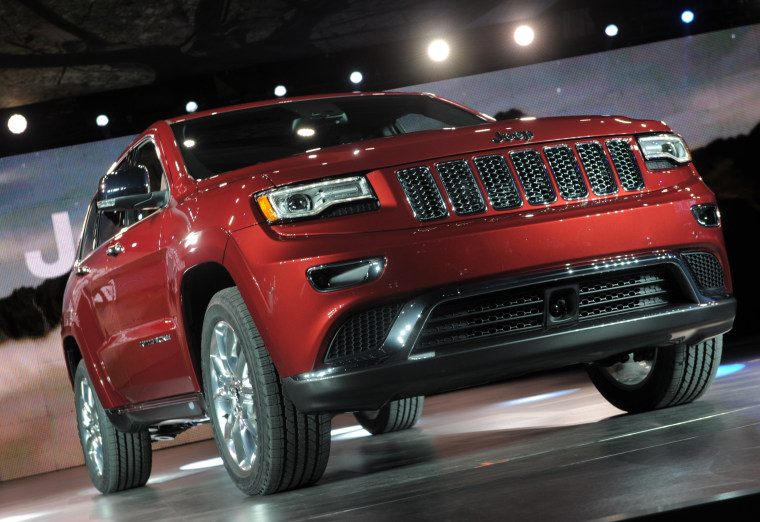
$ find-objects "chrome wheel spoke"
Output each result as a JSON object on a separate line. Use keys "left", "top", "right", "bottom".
{"left": 78, "top": 374, "right": 104, "bottom": 476}
{"left": 208, "top": 319, "right": 258, "bottom": 473}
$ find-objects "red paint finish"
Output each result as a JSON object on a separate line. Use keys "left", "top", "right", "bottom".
{"left": 61, "top": 92, "right": 733, "bottom": 415}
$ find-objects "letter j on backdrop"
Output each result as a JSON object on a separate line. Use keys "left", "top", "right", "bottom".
{"left": 24, "top": 211, "right": 76, "bottom": 279}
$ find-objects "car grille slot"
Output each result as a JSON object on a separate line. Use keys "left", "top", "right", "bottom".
{"left": 681, "top": 251, "right": 725, "bottom": 293}
{"left": 414, "top": 267, "right": 684, "bottom": 352}
{"left": 435, "top": 159, "right": 487, "bottom": 216}
{"left": 418, "top": 291, "right": 544, "bottom": 349}
{"left": 576, "top": 141, "right": 618, "bottom": 195}
{"left": 324, "top": 303, "right": 403, "bottom": 364}
{"left": 544, "top": 145, "right": 589, "bottom": 200}
{"left": 509, "top": 149, "right": 557, "bottom": 205}
{"left": 606, "top": 139, "right": 645, "bottom": 190}
{"left": 472, "top": 154, "right": 523, "bottom": 210}
{"left": 396, "top": 166, "right": 448, "bottom": 221}
{"left": 578, "top": 269, "right": 674, "bottom": 319}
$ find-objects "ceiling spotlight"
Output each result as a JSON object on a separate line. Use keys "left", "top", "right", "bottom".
{"left": 96, "top": 114, "right": 109, "bottom": 127}
{"left": 681, "top": 10, "right": 694, "bottom": 23}
{"left": 605, "top": 24, "right": 618, "bottom": 37}
{"left": 8, "top": 114, "right": 27, "bottom": 134}
{"left": 349, "top": 71, "right": 363, "bottom": 84}
{"left": 514, "top": 25, "right": 535, "bottom": 46}
{"left": 427, "top": 39, "right": 450, "bottom": 62}
{"left": 185, "top": 101, "right": 199, "bottom": 113}
{"left": 274, "top": 85, "right": 287, "bottom": 97}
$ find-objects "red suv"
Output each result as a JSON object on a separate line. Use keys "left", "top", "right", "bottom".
{"left": 61, "top": 92, "right": 735, "bottom": 495}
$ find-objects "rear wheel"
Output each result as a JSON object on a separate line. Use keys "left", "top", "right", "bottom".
{"left": 354, "top": 396, "right": 424, "bottom": 435}
{"left": 201, "top": 287, "right": 331, "bottom": 495}
{"left": 586, "top": 335, "right": 722, "bottom": 413}
{"left": 74, "top": 360, "right": 152, "bottom": 493}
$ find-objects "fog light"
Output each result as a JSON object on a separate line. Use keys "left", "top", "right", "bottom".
{"left": 307, "top": 258, "right": 385, "bottom": 292}
{"left": 691, "top": 204, "right": 720, "bottom": 227}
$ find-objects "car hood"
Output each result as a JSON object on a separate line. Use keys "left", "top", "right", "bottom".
{"left": 215, "top": 115, "right": 670, "bottom": 188}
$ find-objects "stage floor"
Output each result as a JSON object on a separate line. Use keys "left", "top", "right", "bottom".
{"left": 3, "top": 340, "right": 760, "bottom": 521}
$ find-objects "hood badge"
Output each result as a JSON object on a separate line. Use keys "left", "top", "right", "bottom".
{"left": 491, "top": 129, "right": 534, "bottom": 143}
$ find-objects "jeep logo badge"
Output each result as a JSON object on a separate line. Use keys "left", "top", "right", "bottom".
{"left": 491, "top": 129, "right": 534, "bottom": 143}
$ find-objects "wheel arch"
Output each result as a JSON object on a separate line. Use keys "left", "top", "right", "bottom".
{"left": 62, "top": 334, "right": 83, "bottom": 387}
{"left": 180, "top": 261, "right": 236, "bottom": 390}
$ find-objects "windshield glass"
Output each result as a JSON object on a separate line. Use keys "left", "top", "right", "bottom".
{"left": 171, "top": 94, "right": 488, "bottom": 179}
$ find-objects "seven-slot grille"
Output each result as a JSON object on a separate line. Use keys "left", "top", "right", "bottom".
{"left": 396, "top": 138, "right": 644, "bottom": 221}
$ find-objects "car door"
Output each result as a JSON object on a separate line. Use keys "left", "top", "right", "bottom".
{"left": 97, "top": 138, "right": 195, "bottom": 404}
{"left": 69, "top": 199, "right": 121, "bottom": 377}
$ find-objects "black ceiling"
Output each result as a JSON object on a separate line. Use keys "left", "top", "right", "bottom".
{"left": 2, "top": 0, "right": 759, "bottom": 156}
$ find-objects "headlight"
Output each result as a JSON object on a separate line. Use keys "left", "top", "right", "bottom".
{"left": 256, "top": 176, "right": 377, "bottom": 222}
{"left": 637, "top": 134, "right": 691, "bottom": 164}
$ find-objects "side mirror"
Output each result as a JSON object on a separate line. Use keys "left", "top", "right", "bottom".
{"left": 97, "top": 166, "right": 167, "bottom": 211}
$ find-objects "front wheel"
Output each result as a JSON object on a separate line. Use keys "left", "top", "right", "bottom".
{"left": 74, "top": 359, "right": 152, "bottom": 493}
{"left": 354, "top": 396, "right": 424, "bottom": 435}
{"left": 586, "top": 335, "right": 723, "bottom": 413}
{"left": 201, "top": 287, "right": 331, "bottom": 495}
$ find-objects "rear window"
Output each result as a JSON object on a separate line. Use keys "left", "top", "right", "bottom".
{"left": 171, "top": 95, "right": 487, "bottom": 179}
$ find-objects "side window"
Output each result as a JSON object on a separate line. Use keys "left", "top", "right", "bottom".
{"left": 97, "top": 211, "right": 123, "bottom": 247}
{"left": 78, "top": 199, "right": 99, "bottom": 261}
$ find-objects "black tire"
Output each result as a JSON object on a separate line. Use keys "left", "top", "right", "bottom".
{"left": 201, "top": 287, "right": 331, "bottom": 495}
{"left": 354, "top": 396, "right": 424, "bottom": 435}
{"left": 586, "top": 335, "right": 723, "bottom": 413}
{"left": 74, "top": 359, "right": 152, "bottom": 493}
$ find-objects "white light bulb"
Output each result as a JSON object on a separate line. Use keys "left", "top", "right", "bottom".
{"left": 427, "top": 39, "right": 450, "bottom": 62}
{"left": 8, "top": 114, "right": 27, "bottom": 134}
{"left": 514, "top": 25, "right": 535, "bottom": 46}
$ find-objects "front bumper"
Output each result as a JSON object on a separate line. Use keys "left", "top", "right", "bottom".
{"left": 282, "top": 255, "right": 736, "bottom": 413}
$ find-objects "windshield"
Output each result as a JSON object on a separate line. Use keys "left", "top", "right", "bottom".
{"left": 171, "top": 94, "right": 488, "bottom": 179}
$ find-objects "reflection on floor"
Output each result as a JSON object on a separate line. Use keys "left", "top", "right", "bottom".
{"left": 2, "top": 341, "right": 760, "bottom": 521}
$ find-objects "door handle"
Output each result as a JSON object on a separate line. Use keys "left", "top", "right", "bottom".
{"left": 75, "top": 264, "right": 91, "bottom": 276}
{"left": 106, "top": 242, "right": 125, "bottom": 257}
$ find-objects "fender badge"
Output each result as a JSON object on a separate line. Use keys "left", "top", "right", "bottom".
{"left": 139, "top": 334, "right": 172, "bottom": 348}
{"left": 492, "top": 129, "right": 534, "bottom": 143}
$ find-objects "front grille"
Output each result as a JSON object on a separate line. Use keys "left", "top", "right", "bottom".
{"left": 324, "top": 303, "right": 402, "bottom": 364}
{"left": 681, "top": 251, "right": 726, "bottom": 293}
{"left": 396, "top": 138, "right": 644, "bottom": 222}
{"left": 416, "top": 267, "right": 684, "bottom": 351}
